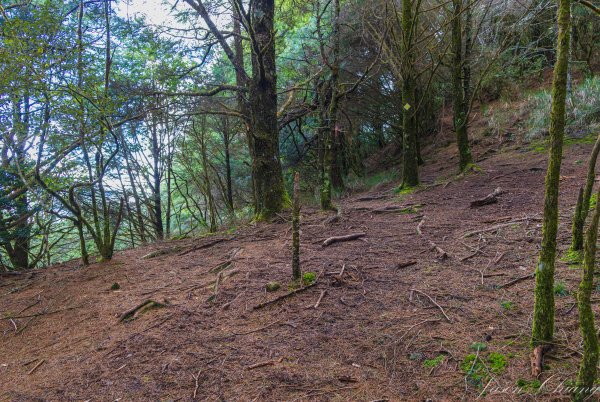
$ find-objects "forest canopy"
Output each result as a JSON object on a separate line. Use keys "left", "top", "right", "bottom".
{"left": 0, "top": 0, "right": 598, "bottom": 269}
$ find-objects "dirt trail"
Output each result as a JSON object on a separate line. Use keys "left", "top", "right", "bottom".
{"left": 0, "top": 141, "right": 593, "bottom": 401}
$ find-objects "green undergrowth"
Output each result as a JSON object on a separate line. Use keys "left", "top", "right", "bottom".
{"left": 527, "top": 76, "right": 600, "bottom": 141}
{"left": 462, "top": 352, "right": 509, "bottom": 387}
{"left": 345, "top": 169, "right": 399, "bottom": 192}
{"left": 516, "top": 378, "right": 542, "bottom": 393}
{"left": 423, "top": 354, "right": 445, "bottom": 368}
{"left": 561, "top": 248, "right": 582, "bottom": 265}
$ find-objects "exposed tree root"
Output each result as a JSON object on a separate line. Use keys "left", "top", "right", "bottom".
{"left": 119, "top": 300, "right": 167, "bottom": 322}
{"left": 322, "top": 232, "right": 366, "bottom": 247}
{"left": 179, "top": 237, "right": 231, "bottom": 256}
{"left": 396, "top": 261, "right": 417, "bottom": 269}
{"left": 141, "top": 246, "right": 184, "bottom": 260}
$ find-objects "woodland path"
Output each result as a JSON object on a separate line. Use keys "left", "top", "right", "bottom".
{"left": 0, "top": 141, "right": 593, "bottom": 401}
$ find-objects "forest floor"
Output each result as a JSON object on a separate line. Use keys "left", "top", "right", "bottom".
{"left": 0, "top": 132, "right": 597, "bottom": 401}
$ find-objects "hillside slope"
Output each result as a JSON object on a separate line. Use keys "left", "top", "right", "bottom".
{"left": 0, "top": 139, "right": 595, "bottom": 401}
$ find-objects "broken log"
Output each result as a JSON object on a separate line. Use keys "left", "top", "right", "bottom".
{"left": 531, "top": 345, "right": 544, "bottom": 377}
{"left": 470, "top": 187, "right": 504, "bottom": 208}
{"left": 322, "top": 232, "right": 366, "bottom": 247}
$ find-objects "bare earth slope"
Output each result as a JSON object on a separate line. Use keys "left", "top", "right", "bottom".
{"left": 0, "top": 141, "right": 594, "bottom": 401}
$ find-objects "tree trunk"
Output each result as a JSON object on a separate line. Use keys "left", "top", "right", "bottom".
{"left": 571, "top": 134, "right": 600, "bottom": 251}
{"left": 575, "top": 186, "right": 600, "bottom": 400}
{"left": 292, "top": 172, "right": 301, "bottom": 281}
{"left": 222, "top": 117, "right": 234, "bottom": 213}
{"left": 531, "top": 0, "right": 570, "bottom": 352}
{"left": 452, "top": 0, "right": 472, "bottom": 171}
{"left": 151, "top": 114, "right": 164, "bottom": 240}
{"left": 401, "top": 0, "right": 419, "bottom": 188}
{"left": 248, "top": 0, "right": 286, "bottom": 220}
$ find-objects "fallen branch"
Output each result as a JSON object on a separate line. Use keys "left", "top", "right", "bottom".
{"left": 221, "top": 291, "right": 245, "bottom": 310}
{"left": 322, "top": 232, "right": 366, "bottom": 247}
{"left": 246, "top": 358, "right": 283, "bottom": 370}
{"left": 27, "top": 359, "right": 45, "bottom": 375}
{"left": 398, "top": 318, "right": 442, "bottom": 341}
{"left": 462, "top": 217, "right": 541, "bottom": 238}
{"left": 494, "top": 252, "right": 506, "bottom": 264}
{"left": 314, "top": 290, "right": 327, "bottom": 308}
{"left": 497, "top": 272, "right": 535, "bottom": 289}
{"left": 416, "top": 219, "right": 425, "bottom": 235}
{"left": 253, "top": 281, "right": 318, "bottom": 310}
{"left": 409, "top": 289, "right": 451, "bottom": 322}
{"left": 228, "top": 318, "right": 284, "bottom": 337}
{"left": 2, "top": 305, "right": 82, "bottom": 320}
{"left": 336, "top": 263, "right": 347, "bottom": 280}
{"left": 429, "top": 241, "right": 448, "bottom": 260}
{"left": 371, "top": 206, "right": 414, "bottom": 214}
{"left": 470, "top": 187, "right": 504, "bottom": 208}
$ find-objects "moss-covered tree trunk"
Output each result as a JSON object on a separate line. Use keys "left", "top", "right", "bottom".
{"left": 249, "top": 0, "right": 287, "bottom": 220}
{"left": 574, "top": 186, "right": 600, "bottom": 400}
{"left": 531, "top": 0, "right": 571, "bottom": 354}
{"left": 571, "top": 134, "right": 600, "bottom": 251}
{"left": 291, "top": 172, "right": 301, "bottom": 281}
{"left": 451, "top": 0, "right": 472, "bottom": 171}
{"left": 401, "top": 0, "right": 419, "bottom": 188}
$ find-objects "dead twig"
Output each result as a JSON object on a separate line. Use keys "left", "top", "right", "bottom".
{"left": 27, "top": 359, "right": 45, "bottom": 375}
{"left": 314, "top": 290, "right": 327, "bottom": 309}
{"left": 246, "top": 357, "right": 283, "bottom": 370}
{"left": 228, "top": 318, "right": 284, "bottom": 336}
{"left": 416, "top": 219, "right": 425, "bottom": 235}
{"left": 428, "top": 241, "right": 448, "bottom": 260}
{"left": 497, "top": 272, "right": 535, "bottom": 289}
{"left": 410, "top": 289, "right": 451, "bottom": 322}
